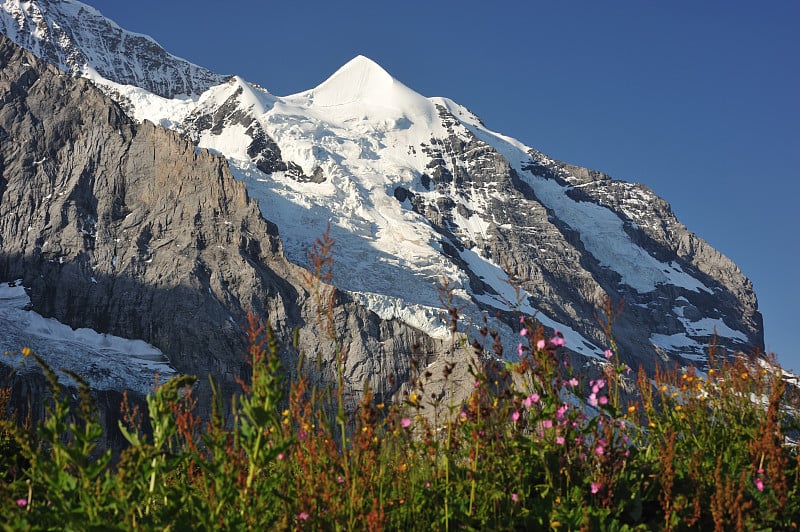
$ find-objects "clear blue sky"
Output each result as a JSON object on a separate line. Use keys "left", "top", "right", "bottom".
{"left": 85, "top": 0, "right": 800, "bottom": 371}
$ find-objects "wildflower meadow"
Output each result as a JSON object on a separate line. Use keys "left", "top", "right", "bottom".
{"left": 0, "top": 232, "right": 798, "bottom": 530}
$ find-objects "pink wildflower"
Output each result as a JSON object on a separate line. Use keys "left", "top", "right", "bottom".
{"left": 542, "top": 419, "right": 553, "bottom": 429}
{"left": 512, "top": 411, "right": 520, "bottom": 422}
{"left": 588, "top": 394, "right": 598, "bottom": 407}
{"left": 550, "top": 333, "right": 566, "bottom": 347}
{"left": 517, "top": 343, "right": 524, "bottom": 356}
{"left": 401, "top": 417, "right": 412, "bottom": 428}
{"left": 337, "top": 476, "right": 344, "bottom": 484}
{"left": 755, "top": 477, "right": 764, "bottom": 492}
{"left": 277, "top": 453, "right": 285, "bottom": 461}
{"left": 536, "top": 339, "right": 546, "bottom": 350}
{"left": 298, "top": 511, "right": 310, "bottom": 521}
{"left": 525, "top": 393, "right": 540, "bottom": 408}
{"left": 567, "top": 378, "right": 579, "bottom": 387}
{"left": 591, "top": 482, "right": 602, "bottom": 494}
{"left": 595, "top": 445, "right": 604, "bottom": 456}
{"left": 520, "top": 328, "right": 528, "bottom": 337}
{"left": 557, "top": 404, "right": 568, "bottom": 419}
{"left": 556, "top": 436, "right": 565, "bottom": 445}
{"left": 16, "top": 499, "right": 26, "bottom": 508}
{"left": 604, "top": 349, "right": 613, "bottom": 360}
{"left": 511, "top": 492, "right": 519, "bottom": 503}
{"left": 599, "top": 396, "right": 608, "bottom": 405}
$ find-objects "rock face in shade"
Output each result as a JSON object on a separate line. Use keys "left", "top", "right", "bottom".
{"left": 0, "top": 37, "right": 443, "bottom": 415}
{"left": 0, "top": 0, "right": 766, "bottom": 417}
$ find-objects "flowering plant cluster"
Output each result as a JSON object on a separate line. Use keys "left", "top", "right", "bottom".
{"left": 0, "top": 311, "right": 797, "bottom": 530}
{"left": 0, "top": 233, "right": 797, "bottom": 529}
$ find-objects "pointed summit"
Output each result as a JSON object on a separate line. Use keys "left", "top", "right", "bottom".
{"left": 292, "top": 55, "right": 435, "bottom": 123}
{"left": 308, "top": 55, "right": 399, "bottom": 107}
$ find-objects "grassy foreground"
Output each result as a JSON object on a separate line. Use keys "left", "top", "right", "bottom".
{"left": 1, "top": 311, "right": 798, "bottom": 530}
{"left": 1, "top": 233, "right": 798, "bottom": 530}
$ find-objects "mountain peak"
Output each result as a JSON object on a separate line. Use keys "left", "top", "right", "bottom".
{"left": 292, "top": 54, "right": 434, "bottom": 122}
{"left": 339, "top": 54, "right": 393, "bottom": 79}
{"left": 306, "top": 54, "right": 399, "bottom": 106}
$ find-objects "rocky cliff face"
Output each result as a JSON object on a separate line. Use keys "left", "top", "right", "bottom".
{"left": 0, "top": 37, "right": 443, "bottom": 412}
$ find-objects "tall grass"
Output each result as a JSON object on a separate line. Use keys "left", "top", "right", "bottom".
{"left": 1, "top": 232, "right": 798, "bottom": 530}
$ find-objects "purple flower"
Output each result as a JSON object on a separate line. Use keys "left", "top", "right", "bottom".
{"left": 557, "top": 404, "right": 568, "bottom": 419}
{"left": 337, "top": 476, "right": 344, "bottom": 484}
{"left": 401, "top": 417, "right": 412, "bottom": 428}
{"left": 599, "top": 396, "right": 608, "bottom": 405}
{"left": 595, "top": 445, "right": 604, "bottom": 456}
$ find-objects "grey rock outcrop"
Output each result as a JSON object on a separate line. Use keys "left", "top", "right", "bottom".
{"left": 0, "top": 36, "right": 443, "bottom": 412}
{"left": 392, "top": 105, "right": 762, "bottom": 372}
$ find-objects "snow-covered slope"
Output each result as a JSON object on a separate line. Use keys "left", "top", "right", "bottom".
{"left": 0, "top": 0, "right": 764, "bottom": 375}
{"left": 0, "top": 281, "right": 174, "bottom": 393}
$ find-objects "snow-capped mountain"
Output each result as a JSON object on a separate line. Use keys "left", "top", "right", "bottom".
{"left": 0, "top": 0, "right": 225, "bottom": 97}
{"left": 0, "top": 0, "right": 763, "bottom": 398}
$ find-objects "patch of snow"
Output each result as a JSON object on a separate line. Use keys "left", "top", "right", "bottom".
{"left": 649, "top": 332, "right": 706, "bottom": 361}
{"left": 0, "top": 280, "right": 174, "bottom": 394}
